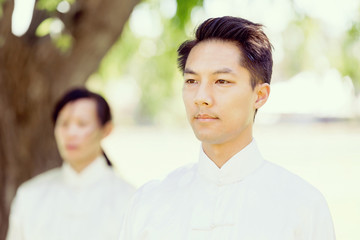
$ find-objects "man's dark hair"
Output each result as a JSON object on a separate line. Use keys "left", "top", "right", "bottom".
{"left": 177, "top": 16, "right": 273, "bottom": 88}
{"left": 52, "top": 87, "right": 113, "bottom": 166}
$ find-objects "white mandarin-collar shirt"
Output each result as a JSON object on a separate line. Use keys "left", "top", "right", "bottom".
{"left": 119, "top": 140, "right": 335, "bottom": 240}
{"left": 7, "top": 156, "right": 135, "bottom": 240}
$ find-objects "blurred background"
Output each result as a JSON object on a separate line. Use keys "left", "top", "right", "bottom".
{"left": 1, "top": 0, "right": 359, "bottom": 239}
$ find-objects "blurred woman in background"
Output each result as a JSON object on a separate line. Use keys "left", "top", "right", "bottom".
{"left": 7, "top": 88, "right": 135, "bottom": 240}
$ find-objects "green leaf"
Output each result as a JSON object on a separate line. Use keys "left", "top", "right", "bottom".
{"left": 35, "top": 18, "right": 54, "bottom": 37}
{"left": 54, "top": 33, "right": 73, "bottom": 53}
{"left": 37, "top": 0, "right": 75, "bottom": 12}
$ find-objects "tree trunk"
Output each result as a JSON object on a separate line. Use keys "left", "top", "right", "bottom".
{"left": 0, "top": 0, "right": 139, "bottom": 237}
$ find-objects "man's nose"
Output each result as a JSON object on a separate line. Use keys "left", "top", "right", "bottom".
{"left": 194, "top": 82, "right": 213, "bottom": 107}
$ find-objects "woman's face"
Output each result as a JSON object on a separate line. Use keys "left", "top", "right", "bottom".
{"left": 54, "top": 98, "right": 107, "bottom": 172}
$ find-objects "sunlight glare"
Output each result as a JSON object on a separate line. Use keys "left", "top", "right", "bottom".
{"left": 11, "top": 0, "right": 36, "bottom": 37}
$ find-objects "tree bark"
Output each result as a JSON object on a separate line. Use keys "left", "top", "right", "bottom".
{"left": 0, "top": 0, "right": 139, "bottom": 237}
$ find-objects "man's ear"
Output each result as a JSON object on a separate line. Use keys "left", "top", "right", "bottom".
{"left": 254, "top": 83, "right": 270, "bottom": 110}
{"left": 102, "top": 122, "right": 113, "bottom": 139}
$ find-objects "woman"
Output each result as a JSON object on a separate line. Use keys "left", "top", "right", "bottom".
{"left": 7, "top": 88, "right": 135, "bottom": 240}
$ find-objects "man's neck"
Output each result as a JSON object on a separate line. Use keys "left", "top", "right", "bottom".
{"left": 202, "top": 137, "right": 253, "bottom": 168}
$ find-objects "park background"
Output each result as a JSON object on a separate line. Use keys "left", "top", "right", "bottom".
{"left": 1, "top": 0, "right": 360, "bottom": 239}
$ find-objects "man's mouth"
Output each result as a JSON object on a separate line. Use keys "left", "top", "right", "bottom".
{"left": 195, "top": 114, "right": 218, "bottom": 120}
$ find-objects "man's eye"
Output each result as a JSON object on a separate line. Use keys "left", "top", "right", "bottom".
{"left": 185, "top": 79, "right": 197, "bottom": 84}
{"left": 216, "top": 79, "right": 229, "bottom": 84}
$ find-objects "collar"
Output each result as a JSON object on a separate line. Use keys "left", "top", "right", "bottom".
{"left": 62, "top": 155, "right": 111, "bottom": 188}
{"left": 198, "top": 140, "right": 265, "bottom": 185}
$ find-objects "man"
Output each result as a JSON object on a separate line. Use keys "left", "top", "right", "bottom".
{"left": 120, "top": 16, "right": 335, "bottom": 240}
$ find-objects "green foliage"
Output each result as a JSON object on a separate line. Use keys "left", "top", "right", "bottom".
{"left": 339, "top": 21, "right": 360, "bottom": 90}
{"left": 35, "top": 18, "right": 53, "bottom": 37}
{"left": 54, "top": 33, "right": 73, "bottom": 53}
{"left": 278, "top": 9, "right": 360, "bottom": 93}
{"left": 173, "top": 0, "right": 203, "bottom": 28}
{"left": 34, "top": 0, "right": 76, "bottom": 53}
{"left": 281, "top": 16, "right": 322, "bottom": 78}
{"left": 37, "top": 0, "right": 74, "bottom": 12}
{"left": 96, "top": 24, "right": 141, "bottom": 79}
{"left": 34, "top": 17, "right": 73, "bottom": 53}
{"left": 348, "top": 21, "right": 360, "bottom": 39}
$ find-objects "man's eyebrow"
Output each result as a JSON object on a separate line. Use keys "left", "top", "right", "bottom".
{"left": 213, "top": 68, "right": 234, "bottom": 75}
{"left": 184, "top": 68, "right": 196, "bottom": 74}
{"left": 184, "top": 67, "right": 235, "bottom": 75}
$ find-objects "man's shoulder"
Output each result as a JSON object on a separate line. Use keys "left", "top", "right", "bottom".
{"left": 260, "top": 161, "right": 327, "bottom": 203}
{"left": 133, "top": 163, "right": 197, "bottom": 203}
{"left": 107, "top": 171, "right": 136, "bottom": 198}
{"left": 262, "top": 162, "right": 316, "bottom": 187}
{"left": 163, "top": 162, "right": 198, "bottom": 186}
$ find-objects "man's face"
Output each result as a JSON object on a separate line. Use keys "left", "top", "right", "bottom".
{"left": 182, "top": 40, "right": 260, "bottom": 147}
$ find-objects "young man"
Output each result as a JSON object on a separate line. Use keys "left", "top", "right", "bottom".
{"left": 119, "top": 16, "right": 335, "bottom": 240}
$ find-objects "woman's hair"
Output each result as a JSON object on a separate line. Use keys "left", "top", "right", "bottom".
{"left": 52, "top": 87, "right": 113, "bottom": 166}
{"left": 52, "top": 88, "right": 111, "bottom": 126}
{"left": 177, "top": 16, "right": 273, "bottom": 89}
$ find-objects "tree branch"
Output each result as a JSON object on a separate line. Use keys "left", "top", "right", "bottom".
{"left": 53, "top": 0, "right": 139, "bottom": 86}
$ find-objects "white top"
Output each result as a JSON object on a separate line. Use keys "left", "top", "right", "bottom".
{"left": 119, "top": 140, "right": 335, "bottom": 240}
{"left": 7, "top": 156, "right": 135, "bottom": 240}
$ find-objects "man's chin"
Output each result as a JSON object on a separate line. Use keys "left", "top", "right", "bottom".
{"left": 194, "top": 132, "right": 220, "bottom": 145}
